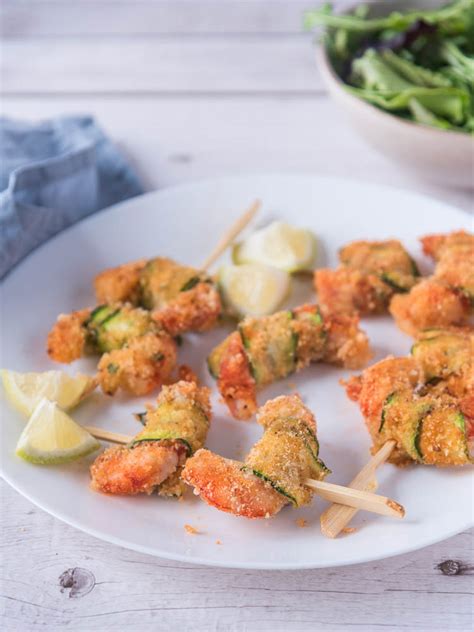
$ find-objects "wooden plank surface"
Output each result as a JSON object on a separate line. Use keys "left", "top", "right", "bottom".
{"left": 2, "top": 36, "right": 324, "bottom": 94}
{"left": 1, "top": 1, "right": 473, "bottom": 630}
{"left": 1, "top": 481, "right": 473, "bottom": 632}
{"left": 3, "top": 95, "right": 472, "bottom": 213}
{"left": 1, "top": 0, "right": 343, "bottom": 36}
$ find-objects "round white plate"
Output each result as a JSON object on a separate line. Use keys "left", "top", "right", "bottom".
{"left": 1, "top": 174, "right": 472, "bottom": 569}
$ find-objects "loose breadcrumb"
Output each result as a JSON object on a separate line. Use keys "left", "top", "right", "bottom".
{"left": 184, "top": 524, "right": 199, "bottom": 535}
{"left": 296, "top": 518, "right": 308, "bottom": 528}
{"left": 215, "top": 539, "right": 222, "bottom": 545}
{"left": 341, "top": 526, "right": 357, "bottom": 534}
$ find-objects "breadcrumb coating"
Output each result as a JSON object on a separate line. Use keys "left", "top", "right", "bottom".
{"left": 90, "top": 442, "right": 184, "bottom": 495}
{"left": 98, "top": 331, "right": 177, "bottom": 396}
{"left": 182, "top": 394, "right": 329, "bottom": 518}
{"left": 47, "top": 304, "right": 177, "bottom": 397}
{"left": 208, "top": 305, "right": 371, "bottom": 420}
{"left": 390, "top": 231, "right": 473, "bottom": 335}
{"left": 182, "top": 449, "right": 287, "bottom": 519}
{"left": 94, "top": 256, "right": 222, "bottom": 335}
{"left": 46, "top": 309, "right": 90, "bottom": 363}
{"left": 94, "top": 259, "right": 146, "bottom": 304}
{"left": 90, "top": 380, "right": 211, "bottom": 497}
{"left": 345, "top": 335, "right": 473, "bottom": 467}
{"left": 389, "top": 279, "right": 470, "bottom": 336}
{"left": 315, "top": 239, "right": 419, "bottom": 316}
{"left": 153, "top": 281, "right": 222, "bottom": 337}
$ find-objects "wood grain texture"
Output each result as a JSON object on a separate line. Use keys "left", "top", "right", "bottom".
{"left": 3, "top": 95, "right": 472, "bottom": 213}
{"left": 2, "top": 36, "right": 324, "bottom": 94}
{"left": 2, "top": 2, "right": 473, "bottom": 629}
{"left": 1, "top": 481, "right": 473, "bottom": 632}
{"left": 1, "top": 0, "right": 346, "bottom": 36}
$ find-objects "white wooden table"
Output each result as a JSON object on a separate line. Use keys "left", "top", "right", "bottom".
{"left": 1, "top": 2, "right": 473, "bottom": 630}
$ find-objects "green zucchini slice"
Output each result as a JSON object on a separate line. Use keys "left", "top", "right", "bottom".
{"left": 417, "top": 409, "right": 472, "bottom": 466}
{"left": 411, "top": 331, "right": 470, "bottom": 381}
{"left": 136, "top": 401, "right": 210, "bottom": 455}
{"left": 243, "top": 467, "right": 298, "bottom": 506}
{"left": 207, "top": 335, "right": 233, "bottom": 379}
{"left": 92, "top": 308, "right": 151, "bottom": 353}
{"left": 239, "top": 311, "right": 296, "bottom": 386}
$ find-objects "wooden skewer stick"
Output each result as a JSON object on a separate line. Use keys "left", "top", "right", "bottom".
{"left": 320, "top": 440, "right": 397, "bottom": 538}
{"left": 84, "top": 425, "right": 131, "bottom": 445}
{"left": 200, "top": 199, "right": 261, "bottom": 271}
{"left": 306, "top": 477, "right": 403, "bottom": 520}
{"left": 85, "top": 425, "right": 403, "bottom": 517}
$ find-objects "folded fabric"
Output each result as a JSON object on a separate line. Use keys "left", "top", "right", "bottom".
{"left": 0, "top": 115, "right": 144, "bottom": 279}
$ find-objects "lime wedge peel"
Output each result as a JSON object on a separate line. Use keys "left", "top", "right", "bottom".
{"left": 15, "top": 398, "right": 100, "bottom": 465}
{"left": 218, "top": 263, "right": 291, "bottom": 318}
{"left": 233, "top": 221, "right": 317, "bottom": 273}
{"left": 1, "top": 369, "right": 96, "bottom": 417}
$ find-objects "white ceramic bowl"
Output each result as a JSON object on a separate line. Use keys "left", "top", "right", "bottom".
{"left": 316, "top": 27, "right": 473, "bottom": 189}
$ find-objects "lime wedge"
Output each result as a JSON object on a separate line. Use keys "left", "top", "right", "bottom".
{"left": 16, "top": 398, "right": 100, "bottom": 465}
{"left": 219, "top": 263, "right": 290, "bottom": 318}
{"left": 1, "top": 369, "right": 96, "bottom": 417}
{"left": 233, "top": 221, "right": 317, "bottom": 272}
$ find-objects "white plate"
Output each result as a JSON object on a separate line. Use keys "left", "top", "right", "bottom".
{"left": 1, "top": 174, "right": 472, "bottom": 570}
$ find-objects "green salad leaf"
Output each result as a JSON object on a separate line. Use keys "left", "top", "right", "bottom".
{"left": 305, "top": 0, "right": 474, "bottom": 133}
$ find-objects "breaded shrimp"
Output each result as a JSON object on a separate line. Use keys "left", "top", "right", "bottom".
{"left": 411, "top": 327, "right": 474, "bottom": 422}
{"left": 182, "top": 394, "right": 329, "bottom": 518}
{"left": 420, "top": 230, "right": 474, "bottom": 261}
{"left": 94, "top": 259, "right": 146, "bottom": 305}
{"left": 315, "top": 268, "right": 392, "bottom": 316}
{"left": 90, "top": 442, "right": 185, "bottom": 495}
{"left": 389, "top": 279, "right": 470, "bottom": 336}
{"left": 47, "top": 304, "right": 177, "bottom": 396}
{"left": 46, "top": 308, "right": 91, "bottom": 363}
{"left": 346, "top": 355, "right": 472, "bottom": 467}
{"left": 182, "top": 449, "right": 287, "bottom": 518}
{"left": 91, "top": 379, "right": 211, "bottom": 497}
{"left": 323, "top": 313, "right": 373, "bottom": 369}
{"left": 315, "top": 239, "right": 419, "bottom": 316}
{"left": 213, "top": 331, "right": 257, "bottom": 421}
{"left": 390, "top": 231, "right": 473, "bottom": 335}
{"left": 153, "top": 280, "right": 222, "bottom": 337}
{"left": 94, "top": 256, "right": 222, "bottom": 335}
{"left": 208, "top": 305, "right": 371, "bottom": 420}
{"left": 98, "top": 331, "right": 177, "bottom": 396}
{"left": 344, "top": 356, "right": 421, "bottom": 437}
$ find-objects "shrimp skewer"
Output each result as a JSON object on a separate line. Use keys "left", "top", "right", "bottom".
{"left": 315, "top": 239, "right": 420, "bottom": 316}
{"left": 182, "top": 394, "right": 329, "bottom": 518}
{"left": 208, "top": 304, "right": 371, "bottom": 420}
{"left": 47, "top": 303, "right": 177, "bottom": 396}
{"left": 390, "top": 230, "right": 473, "bottom": 335}
{"left": 95, "top": 257, "right": 222, "bottom": 337}
{"left": 93, "top": 200, "right": 260, "bottom": 336}
{"left": 345, "top": 328, "right": 473, "bottom": 467}
{"left": 90, "top": 378, "right": 211, "bottom": 497}
{"left": 325, "top": 327, "right": 473, "bottom": 536}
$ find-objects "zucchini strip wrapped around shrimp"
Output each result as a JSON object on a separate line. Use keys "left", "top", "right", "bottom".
{"left": 208, "top": 304, "right": 371, "bottom": 420}
{"left": 390, "top": 231, "right": 473, "bottom": 335}
{"left": 315, "top": 239, "right": 420, "bottom": 316}
{"left": 90, "top": 378, "right": 211, "bottom": 497}
{"left": 94, "top": 257, "right": 222, "bottom": 336}
{"left": 47, "top": 304, "right": 177, "bottom": 396}
{"left": 345, "top": 328, "right": 473, "bottom": 467}
{"left": 182, "top": 394, "right": 329, "bottom": 518}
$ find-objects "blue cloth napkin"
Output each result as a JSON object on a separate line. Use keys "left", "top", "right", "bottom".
{"left": 0, "top": 115, "right": 144, "bottom": 279}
